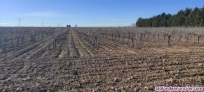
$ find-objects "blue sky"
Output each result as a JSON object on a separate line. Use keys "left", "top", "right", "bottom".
{"left": 0, "top": 0, "right": 203, "bottom": 27}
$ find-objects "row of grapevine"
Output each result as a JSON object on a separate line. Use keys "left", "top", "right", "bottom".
{"left": 0, "top": 27, "right": 68, "bottom": 53}
{"left": 74, "top": 28, "right": 100, "bottom": 49}
{"left": 74, "top": 27, "right": 204, "bottom": 49}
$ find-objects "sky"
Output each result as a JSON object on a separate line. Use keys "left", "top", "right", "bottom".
{"left": 0, "top": 0, "right": 204, "bottom": 27}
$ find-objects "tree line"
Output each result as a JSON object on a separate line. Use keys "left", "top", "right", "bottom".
{"left": 136, "top": 6, "right": 204, "bottom": 27}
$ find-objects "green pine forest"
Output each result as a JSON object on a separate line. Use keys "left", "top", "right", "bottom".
{"left": 136, "top": 6, "right": 204, "bottom": 27}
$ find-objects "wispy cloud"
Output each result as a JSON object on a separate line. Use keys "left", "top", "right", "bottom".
{"left": 21, "top": 11, "right": 83, "bottom": 18}
{"left": 111, "top": 19, "right": 128, "bottom": 22}
{"left": 98, "top": 19, "right": 130, "bottom": 27}
{"left": 0, "top": 22, "right": 11, "bottom": 25}
{"left": 22, "top": 11, "right": 61, "bottom": 17}
{"left": 126, "top": 12, "right": 143, "bottom": 15}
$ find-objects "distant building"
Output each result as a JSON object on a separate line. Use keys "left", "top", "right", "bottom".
{"left": 67, "top": 25, "right": 71, "bottom": 27}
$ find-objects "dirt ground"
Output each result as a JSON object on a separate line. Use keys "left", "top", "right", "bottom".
{"left": 0, "top": 28, "right": 204, "bottom": 92}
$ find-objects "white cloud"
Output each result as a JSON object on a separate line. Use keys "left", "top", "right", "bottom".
{"left": 21, "top": 11, "right": 83, "bottom": 18}
{"left": 98, "top": 20, "right": 130, "bottom": 27}
{"left": 126, "top": 12, "right": 142, "bottom": 15}
{"left": 22, "top": 11, "right": 61, "bottom": 17}
{"left": 111, "top": 19, "right": 128, "bottom": 22}
{"left": 0, "top": 22, "right": 11, "bottom": 25}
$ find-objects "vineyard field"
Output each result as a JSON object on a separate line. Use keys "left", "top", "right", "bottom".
{"left": 0, "top": 27, "right": 204, "bottom": 91}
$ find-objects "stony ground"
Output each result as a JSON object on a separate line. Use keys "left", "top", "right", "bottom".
{"left": 0, "top": 28, "right": 204, "bottom": 92}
